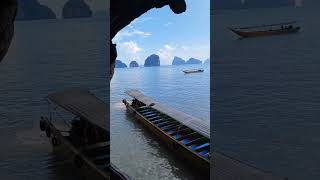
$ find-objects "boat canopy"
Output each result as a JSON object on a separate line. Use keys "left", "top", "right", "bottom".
{"left": 47, "top": 88, "right": 108, "bottom": 132}
{"left": 232, "top": 21, "right": 297, "bottom": 30}
{"left": 126, "top": 89, "right": 210, "bottom": 138}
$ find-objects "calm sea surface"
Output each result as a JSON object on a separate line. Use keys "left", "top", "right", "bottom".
{"left": 0, "top": 17, "right": 107, "bottom": 180}
{"left": 111, "top": 64, "right": 210, "bottom": 180}
{"left": 213, "top": 5, "right": 320, "bottom": 180}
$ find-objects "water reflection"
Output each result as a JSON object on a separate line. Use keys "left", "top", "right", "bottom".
{"left": 0, "top": 18, "right": 106, "bottom": 179}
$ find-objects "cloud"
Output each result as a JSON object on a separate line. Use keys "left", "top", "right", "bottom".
{"left": 132, "top": 17, "right": 153, "bottom": 25}
{"left": 164, "top": 22, "right": 173, "bottom": 27}
{"left": 158, "top": 43, "right": 210, "bottom": 65}
{"left": 116, "top": 41, "right": 144, "bottom": 63}
{"left": 181, "top": 46, "right": 189, "bottom": 51}
{"left": 118, "top": 41, "right": 142, "bottom": 54}
{"left": 113, "top": 29, "right": 151, "bottom": 42}
{"left": 158, "top": 44, "right": 176, "bottom": 65}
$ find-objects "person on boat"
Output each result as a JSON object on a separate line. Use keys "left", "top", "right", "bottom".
{"left": 110, "top": 0, "right": 187, "bottom": 78}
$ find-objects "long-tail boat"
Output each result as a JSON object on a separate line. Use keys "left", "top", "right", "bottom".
{"left": 229, "top": 21, "right": 300, "bottom": 38}
{"left": 122, "top": 90, "right": 210, "bottom": 176}
{"left": 40, "top": 88, "right": 130, "bottom": 180}
{"left": 183, "top": 68, "right": 204, "bottom": 74}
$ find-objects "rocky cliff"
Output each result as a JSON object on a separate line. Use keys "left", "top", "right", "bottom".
{"left": 144, "top": 54, "right": 160, "bottom": 67}
{"left": 62, "top": 0, "right": 93, "bottom": 19}
{"left": 172, "top": 56, "right": 186, "bottom": 65}
{"left": 186, "top": 58, "right": 202, "bottom": 64}
{"left": 115, "top": 60, "right": 127, "bottom": 68}
{"left": 129, "top": 61, "right": 139, "bottom": 68}
{"left": 16, "top": 0, "right": 56, "bottom": 21}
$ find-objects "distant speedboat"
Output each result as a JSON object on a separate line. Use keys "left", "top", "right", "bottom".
{"left": 228, "top": 21, "right": 300, "bottom": 38}
{"left": 182, "top": 69, "right": 204, "bottom": 74}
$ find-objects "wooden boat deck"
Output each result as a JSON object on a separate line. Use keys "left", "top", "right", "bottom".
{"left": 125, "top": 90, "right": 286, "bottom": 179}
{"left": 45, "top": 121, "right": 109, "bottom": 179}
{"left": 229, "top": 21, "right": 300, "bottom": 38}
{"left": 126, "top": 90, "right": 210, "bottom": 138}
{"left": 43, "top": 88, "right": 130, "bottom": 180}
{"left": 135, "top": 105, "right": 210, "bottom": 160}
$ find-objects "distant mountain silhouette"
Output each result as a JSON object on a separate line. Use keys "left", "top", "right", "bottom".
{"left": 144, "top": 54, "right": 160, "bottom": 67}
{"left": 186, "top": 58, "right": 202, "bottom": 64}
{"left": 62, "top": 0, "right": 92, "bottom": 19}
{"left": 129, "top": 61, "right": 139, "bottom": 68}
{"left": 16, "top": 0, "right": 56, "bottom": 21}
{"left": 172, "top": 56, "right": 186, "bottom": 65}
{"left": 115, "top": 60, "right": 127, "bottom": 68}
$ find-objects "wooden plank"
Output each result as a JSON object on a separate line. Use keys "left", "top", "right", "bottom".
{"left": 126, "top": 89, "right": 210, "bottom": 138}
{"left": 47, "top": 88, "right": 108, "bottom": 132}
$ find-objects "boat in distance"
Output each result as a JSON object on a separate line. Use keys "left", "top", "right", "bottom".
{"left": 40, "top": 88, "right": 130, "bottom": 180}
{"left": 229, "top": 21, "right": 300, "bottom": 38}
{"left": 182, "top": 68, "right": 204, "bottom": 74}
{"left": 122, "top": 89, "right": 210, "bottom": 177}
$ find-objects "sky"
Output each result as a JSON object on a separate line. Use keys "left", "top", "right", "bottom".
{"left": 112, "top": 0, "right": 210, "bottom": 66}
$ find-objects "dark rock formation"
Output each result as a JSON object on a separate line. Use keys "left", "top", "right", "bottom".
{"left": 115, "top": 60, "right": 127, "bottom": 68}
{"left": 172, "top": 56, "right": 186, "bottom": 65}
{"left": 62, "top": 0, "right": 93, "bottom": 19}
{"left": 16, "top": 0, "right": 56, "bottom": 21}
{"left": 0, "top": 0, "right": 17, "bottom": 62}
{"left": 129, "top": 61, "right": 139, "bottom": 68}
{"left": 144, "top": 54, "right": 160, "bottom": 67}
{"left": 186, "top": 58, "right": 202, "bottom": 64}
